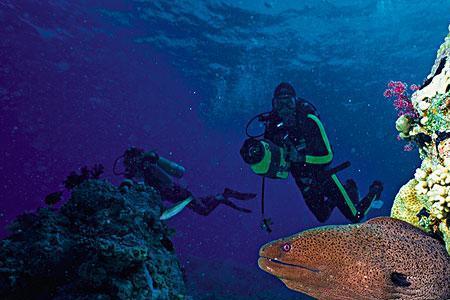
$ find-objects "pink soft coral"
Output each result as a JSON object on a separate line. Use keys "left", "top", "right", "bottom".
{"left": 384, "top": 81, "right": 419, "bottom": 119}
{"left": 403, "top": 142, "right": 414, "bottom": 152}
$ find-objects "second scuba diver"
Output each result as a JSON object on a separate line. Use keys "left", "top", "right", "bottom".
{"left": 116, "top": 147, "right": 255, "bottom": 219}
{"left": 241, "top": 82, "right": 384, "bottom": 224}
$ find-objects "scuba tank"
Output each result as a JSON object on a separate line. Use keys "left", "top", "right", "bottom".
{"left": 155, "top": 155, "right": 186, "bottom": 179}
{"left": 115, "top": 147, "right": 186, "bottom": 179}
{"left": 141, "top": 151, "right": 186, "bottom": 179}
{"left": 114, "top": 147, "right": 190, "bottom": 221}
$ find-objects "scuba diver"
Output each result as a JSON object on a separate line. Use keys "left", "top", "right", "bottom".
{"left": 240, "top": 82, "right": 383, "bottom": 225}
{"left": 115, "top": 147, "right": 255, "bottom": 219}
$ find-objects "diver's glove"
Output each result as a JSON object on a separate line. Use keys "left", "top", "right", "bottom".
{"left": 368, "top": 180, "right": 384, "bottom": 209}
{"left": 286, "top": 143, "right": 306, "bottom": 163}
{"left": 370, "top": 199, "right": 384, "bottom": 209}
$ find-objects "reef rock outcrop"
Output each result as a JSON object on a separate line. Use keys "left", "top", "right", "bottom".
{"left": 0, "top": 179, "right": 186, "bottom": 299}
{"left": 391, "top": 25, "right": 450, "bottom": 253}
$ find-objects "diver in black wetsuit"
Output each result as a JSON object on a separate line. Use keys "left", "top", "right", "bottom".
{"left": 244, "top": 83, "right": 383, "bottom": 223}
{"left": 118, "top": 147, "right": 255, "bottom": 217}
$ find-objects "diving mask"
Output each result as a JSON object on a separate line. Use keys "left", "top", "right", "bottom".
{"left": 272, "top": 96, "right": 296, "bottom": 125}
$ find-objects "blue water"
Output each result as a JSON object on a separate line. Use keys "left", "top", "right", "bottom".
{"left": 1, "top": 1, "right": 449, "bottom": 298}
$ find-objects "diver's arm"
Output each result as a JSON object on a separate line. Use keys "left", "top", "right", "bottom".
{"left": 303, "top": 114, "right": 333, "bottom": 165}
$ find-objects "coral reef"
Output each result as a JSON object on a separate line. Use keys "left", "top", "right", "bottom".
{"left": 64, "top": 164, "right": 105, "bottom": 190}
{"left": 391, "top": 179, "right": 423, "bottom": 227}
{"left": 391, "top": 25, "right": 450, "bottom": 253}
{"left": 0, "top": 179, "right": 187, "bottom": 299}
{"left": 384, "top": 81, "right": 419, "bottom": 119}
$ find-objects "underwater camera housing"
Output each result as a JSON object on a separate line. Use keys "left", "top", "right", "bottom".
{"left": 240, "top": 138, "right": 290, "bottom": 179}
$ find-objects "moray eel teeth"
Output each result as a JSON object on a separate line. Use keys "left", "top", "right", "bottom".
{"left": 259, "top": 256, "right": 320, "bottom": 273}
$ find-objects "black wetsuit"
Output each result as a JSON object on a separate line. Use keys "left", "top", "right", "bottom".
{"left": 264, "top": 98, "right": 380, "bottom": 223}
{"left": 122, "top": 147, "right": 255, "bottom": 216}
{"left": 157, "top": 180, "right": 254, "bottom": 216}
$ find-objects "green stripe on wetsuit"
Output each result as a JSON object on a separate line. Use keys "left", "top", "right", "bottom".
{"left": 331, "top": 174, "right": 358, "bottom": 216}
{"left": 364, "top": 194, "right": 378, "bottom": 215}
{"left": 305, "top": 114, "right": 333, "bottom": 165}
{"left": 304, "top": 114, "right": 359, "bottom": 217}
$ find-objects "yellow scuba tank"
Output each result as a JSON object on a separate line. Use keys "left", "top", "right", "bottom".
{"left": 240, "top": 138, "right": 289, "bottom": 179}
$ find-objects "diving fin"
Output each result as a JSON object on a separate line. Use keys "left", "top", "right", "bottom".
{"left": 370, "top": 199, "right": 384, "bottom": 209}
{"left": 368, "top": 181, "right": 384, "bottom": 209}
{"left": 160, "top": 196, "right": 193, "bottom": 220}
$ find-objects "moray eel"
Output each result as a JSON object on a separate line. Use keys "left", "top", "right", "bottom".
{"left": 258, "top": 217, "right": 450, "bottom": 300}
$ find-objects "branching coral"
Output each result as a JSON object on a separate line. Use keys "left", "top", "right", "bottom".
{"left": 64, "top": 164, "right": 105, "bottom": 189}
{"left": 414, "top": 164, "right": 450, "bottom": 221}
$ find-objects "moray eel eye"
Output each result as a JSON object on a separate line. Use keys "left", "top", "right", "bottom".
{"left": 282, "top": 243, "right": 291, "bottom": 252}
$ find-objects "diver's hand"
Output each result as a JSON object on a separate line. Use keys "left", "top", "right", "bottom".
{"left": 216, "top": 192, "right": 252, "bottom": 213}
{"left": 286, "top": 146, "right": 305, "bottom": 163}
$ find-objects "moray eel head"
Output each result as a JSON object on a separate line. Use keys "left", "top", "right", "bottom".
{"left": 258, "top": 218, "right": 450, "bottom": 300}
{"left": 258, "top": 226, "right": 346, "bottom": 294}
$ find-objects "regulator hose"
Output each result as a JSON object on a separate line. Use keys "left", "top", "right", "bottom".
{"left": 245, "top": 111, "right": 273, "bottom": 138}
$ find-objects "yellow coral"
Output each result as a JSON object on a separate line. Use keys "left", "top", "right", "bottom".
{"left": 392, "top": 179, "right": 450, "bottom": 254}
{"left": 439, "top": 221, "right": 450, "bottom": 254}
{"left": 391, "top": 179, "right": 424, "bottom": 228}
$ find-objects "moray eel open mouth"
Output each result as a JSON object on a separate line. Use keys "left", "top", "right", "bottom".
{"left": 258, "top": 256, "right": 320, "bottom": 276}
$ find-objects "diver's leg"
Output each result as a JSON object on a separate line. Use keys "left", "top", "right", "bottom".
{"left": 356, "top": 180, "right": 384, "bottom": 217}
{"left": 189, "top": 197, "right": 251, "bottom": 215}
{"left": 187, "top": 196, "right": 221, "bottom": 216}
{"left": 163, "top": 184, "right": 252, "bottom": 216}
{"left": 296, "top": 177, "right": 335, "bottom": 223}
{"left": 159, "top": 184, "right": 216, "bottom": 216}
{"left": 325, "top": 175, "right": 361, "bottom": 223}
{"left": 185, "top": 194, "right": 252, "bottom": 216}
{"left": 292, "top": 165, "right": 336, "bottom": 223}
{"left": 222, "top": 188, "right": 256, "bottom": 200}
{"left": 160, "top": 183, "right": 192, "bottom": 203}
{"left": 328, "top": 177, "right": 384, "bottom": 223}
{"left": 219, "top": 198, "right": 252, "bottom": 213}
